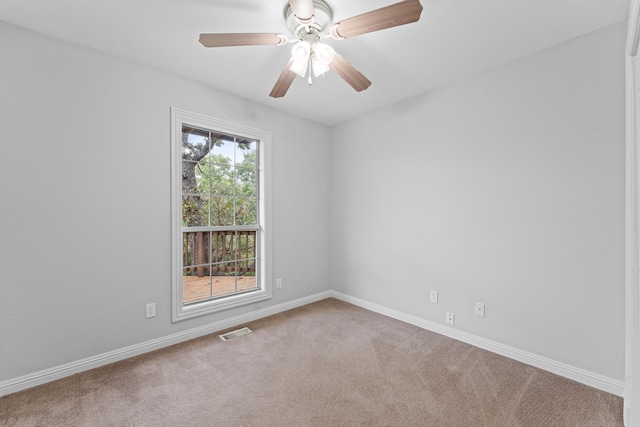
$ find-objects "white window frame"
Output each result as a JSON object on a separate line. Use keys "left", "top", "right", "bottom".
{"left": 171, "top": 107, "right": 272, "bottom": 322}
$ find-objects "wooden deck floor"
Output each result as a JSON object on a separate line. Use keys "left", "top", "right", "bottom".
{"left": 183, "top": 275, "right": 257, "bottom": 304}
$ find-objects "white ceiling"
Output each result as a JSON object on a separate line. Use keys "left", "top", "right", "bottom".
{"left": 0, "top": 0, "right": 629, "bottom": 126}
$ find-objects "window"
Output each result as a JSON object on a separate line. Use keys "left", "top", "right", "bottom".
{"left": 171, "top": 108, "right": 271, "bottom": 321}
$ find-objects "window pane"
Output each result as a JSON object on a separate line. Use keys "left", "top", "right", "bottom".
{"left": 236, "top": 231, "right": 256, "bottom": 262}
{"left": 182, "top": 128, "right": 209, "bottom": 161}
{"left": 237, "top": 271, "right": 257, "bottom": 293}
{"left": 183, "top": 269, "right": 212, "bottom": 304}
{"left": 211, "top": 261, "right": 237, "bottom": 276}
{"left": 210, "top": 164, "right": 234, "bottom": 196}
{"left": 194, "top": 158, "right": 212, "bottom": 196}
{"left": 237, "top": 143, "right": 256, "bottom": 173}
{"left": 237, "top": 140, "right": 256, "bottom": 159}
{"left": 206, "top": 262, "right": 257, "bottom": 297}
{"left": 235, "top": 197, "right": 257, "bottom": 225}
{"left": 182, "top": 195, "right": 209, "bottom": 227}
{"left": 236, "top": 178, "right": 257, "bottom": 198}
{"left": 210, "top": 138, "right": 235, "bottom": 165}
{"left": 236, "top": 143, "right": 257, "bottom": 195}
{"left": 237, "top": 257, "right": 256, "bottom": 279}
{"left": 209, "top": 196, "right": 234, "bottom": 226}
{"left": 183, "top": 231, "right": 211, "bottom": 267}
{"left": 211, "top": 261, "right": 238, "bottom": 298}
{"left": 210, "top": 231, "right": 236, "bottom": 263}
{"left": 182, "top": 160, "right": 205, "bottom": 197}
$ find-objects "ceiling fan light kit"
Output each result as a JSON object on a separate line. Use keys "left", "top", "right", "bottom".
{"left": 199, "top": 0, "right": 423, "bottom": 98}
{"left": 289, "top": 40, "right": 336, "bottom": 81}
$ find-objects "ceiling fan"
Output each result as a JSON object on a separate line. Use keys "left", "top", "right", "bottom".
{"left": 198, "top": 0, "right": 423, "bottom": 98}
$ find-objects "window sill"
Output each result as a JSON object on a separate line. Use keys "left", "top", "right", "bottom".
{"left": 173, "top": 287, "right": 271, "bottom": 322}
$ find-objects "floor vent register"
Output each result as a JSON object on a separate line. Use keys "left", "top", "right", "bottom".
{"left": 219, "top": 327, "right": 252, "bottom": 341}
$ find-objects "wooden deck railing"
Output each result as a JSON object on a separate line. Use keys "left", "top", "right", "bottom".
{"left": 183, "top": 229, "right": 256, "bottom": 277}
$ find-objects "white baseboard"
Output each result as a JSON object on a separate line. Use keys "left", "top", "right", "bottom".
{"left": 1, "top": 290, "right": 624, "bottom": 398}
{"left": 329, "top": 291, "right": 625, "bottom": 397}
{"left": 0, "top": 291, "right": 332, "bottom": 397}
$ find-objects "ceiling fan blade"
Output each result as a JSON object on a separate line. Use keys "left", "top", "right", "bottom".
{"left": 288, "top": 0, "right": 315, "bottom": 24}
{"left": 269, "top": 60, "right": 297, "bottom": 98}
{"left": 199, "top": 33, "right": 286, "bottom": 48}
{"left": 329, "top": 54, "right": 372, "bottom": 92}
{"left": 331, "top": 0, "right": 423, "bottom": 39}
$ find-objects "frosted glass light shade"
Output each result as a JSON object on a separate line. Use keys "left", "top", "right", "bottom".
{"left": 290, "top": 41, "right": 311, "bottom": 77}
{"left": 311, "top": 42, "right": 336, "bottom": 77}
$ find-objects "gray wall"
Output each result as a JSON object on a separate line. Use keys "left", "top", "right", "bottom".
{"left": 0, "top": 21, "right": 331, "bottom": 381}
{"left": 0, "top": 19, "right": 627, "bottom": 386}
{"left": 330, "top": 23, "right": 626, "bottom": 381}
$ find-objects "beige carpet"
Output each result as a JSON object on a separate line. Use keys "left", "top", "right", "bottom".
{"left": 0, "top": 298, "right": 623, "bottom": 426}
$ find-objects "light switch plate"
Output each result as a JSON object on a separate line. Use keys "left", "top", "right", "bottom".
{"left": 430, "top": 290, "right": 438, "bottom": 303}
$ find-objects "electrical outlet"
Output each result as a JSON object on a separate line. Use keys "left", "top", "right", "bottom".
{"left": 276, "top": 278, "right": 282, "bottom": 289}
{"left": 446, "top": 312, "right": 455, "bottom": 326}
{"left": 430, "top": 290, "right": 438, "bottom": 304}
{"left": 475, "top": 302, "right": 485, "bottom": 317}
{"left": 146, "top": 303, "right": 156, "bottom": 318}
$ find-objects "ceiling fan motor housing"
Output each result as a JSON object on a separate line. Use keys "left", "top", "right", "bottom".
{"left": 285, "top": 0, "right": 333, "bottom": 40}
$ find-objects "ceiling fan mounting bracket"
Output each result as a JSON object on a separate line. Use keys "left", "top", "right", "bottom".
{"left": 285, "top": 0, "right": 333, "bottom": 40}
